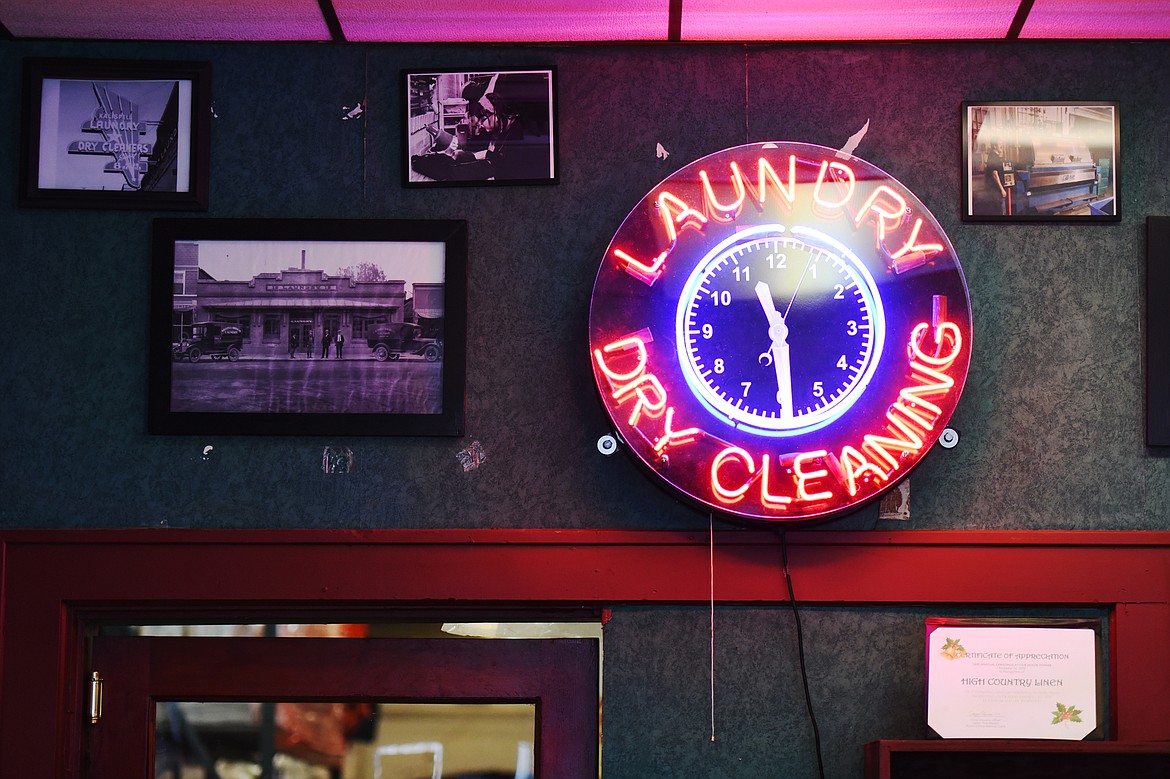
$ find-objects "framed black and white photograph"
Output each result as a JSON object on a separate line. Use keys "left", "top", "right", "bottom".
{"left": 20, "top": 57, "right": 211, "bottom": 210}
{"left": 962, "top": 101, "right": 1119, "bottom": 222}
{"left": 148, "top": 218, "right": 467, "bottom": 437}
{"left": 403, "top": 68, "right": 557, "bottom": 187}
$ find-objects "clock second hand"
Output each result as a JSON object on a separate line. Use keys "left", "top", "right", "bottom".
{"left": 782, "top": 250, "right": 817, "bottom": 320}
{"left": 754, "top": 281, "right": 794, "bottom": 420}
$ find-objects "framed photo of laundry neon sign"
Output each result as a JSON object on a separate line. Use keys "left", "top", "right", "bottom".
{"left": 588, "top": 141, "right": 973, "bottom": 525}
{"left": 19, "top": 57, "right": 211, "bottom": 210}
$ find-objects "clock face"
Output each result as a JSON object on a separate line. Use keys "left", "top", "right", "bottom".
{"left": 589, "top": 141, "right": 972, "bottom": 525}
{"left": 676, "top": 225, "right": 884, "bottom": 436}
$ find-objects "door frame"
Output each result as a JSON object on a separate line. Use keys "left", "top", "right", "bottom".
{"left": 1, "top": 528, "right": 1168, "bottom": 778}
{"left": 89, "top": 635, "right": 598, "bottom": 778}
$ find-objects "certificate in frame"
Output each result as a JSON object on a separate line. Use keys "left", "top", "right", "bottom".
{"left": 925, "top": 617, "right": 1104, "bottom": 740}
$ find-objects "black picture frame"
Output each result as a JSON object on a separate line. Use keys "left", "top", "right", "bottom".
{"left": 19, "top": 57, "right": 211, "bottom": 210}
{"left": 403, "top": 68, "right": 558, "bottom": 187}
{"left": 924, "top": 617, "right": 1106, "bottom": 741}
{"left": 148, "top": 218, "right": 468, "bottom": 437}
{"left": 962, "top": 101, "right": 1120, "bottom": 222}
{"left": 1147, "top": 217, "right": 1170, "bottom": 447}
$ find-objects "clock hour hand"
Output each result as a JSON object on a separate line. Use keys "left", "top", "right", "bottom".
{"left": 755, "top": 281, "right": 794, "bottom": 419}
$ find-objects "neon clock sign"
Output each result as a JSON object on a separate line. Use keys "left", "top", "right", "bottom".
{"left": 588, "top": 142, "right": 972, "bottom": 525}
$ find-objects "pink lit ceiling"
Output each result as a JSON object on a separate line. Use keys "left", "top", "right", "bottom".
{"left": 2, "top": 0, "right": 1169, "bottom": 41}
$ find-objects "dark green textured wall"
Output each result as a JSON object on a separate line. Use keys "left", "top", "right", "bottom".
{"left": 2, "top": 40, "right": 1168, "bottom": 531}
{"left": 602, "top": 606, "right": 1108, "bottom": 778}
{"left": 0, "top": 40, "right": 1162, "bottom": 779}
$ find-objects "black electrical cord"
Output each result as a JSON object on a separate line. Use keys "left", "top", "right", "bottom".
{"left": 780, "top": 531, "right": 826, "bottom": 779}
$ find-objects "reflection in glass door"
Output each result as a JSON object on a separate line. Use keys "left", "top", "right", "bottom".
{"left": 155, "top": 701, "right": 536, "bottom": 779}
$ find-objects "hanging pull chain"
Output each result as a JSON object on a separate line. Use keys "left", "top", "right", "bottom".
{"left": 709, "top": 512, "right": 716, "bottom": 743}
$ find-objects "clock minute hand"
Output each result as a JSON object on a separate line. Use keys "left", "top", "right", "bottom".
{"left": 755, "top": 281, "right": 794, "bottom": 420}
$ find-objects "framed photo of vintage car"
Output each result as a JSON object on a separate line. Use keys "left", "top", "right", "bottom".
{"left": 148, "top": 218, "right": 467, "bottom": 436}
{"left": 20, "top": 57, "right": 211, "bottom": 210}
{"left": 403, "top": 68, "right": 557, "bottom": 187}
{"left": 962, "top": 101, "right": 1119, "bottom": 222}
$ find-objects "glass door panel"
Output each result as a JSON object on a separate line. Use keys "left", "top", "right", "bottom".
{"left": 155, "top": 700, "right": 535, "bottom": 779}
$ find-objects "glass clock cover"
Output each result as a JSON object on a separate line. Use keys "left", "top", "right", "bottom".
{"left": 589, "top": 141, "right": 972, "bottom": 525}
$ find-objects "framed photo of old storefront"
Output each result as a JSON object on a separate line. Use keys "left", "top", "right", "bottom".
{"left": 962, "top": 101, "right": 1119, "bottom": 222}
{"left": 403, "top": 68, "right": 557, "bottom": 187}
{"left": 148, "top": 218, "right": 467, "bottom": 437}
{"left": 19, "top": 57, "right": 211, "bottom": 210}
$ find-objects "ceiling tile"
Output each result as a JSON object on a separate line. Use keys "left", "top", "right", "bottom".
{"left": 334, "top": 0, "right": 671, "bottom": 42}
{"left": 1022, "top": 0, "right": 1170, "bottom": 38}
{"left": 680, "top": 0, "right": 1020, "bottom": 40}
{"left": 1, "top": 0, "right": 331, "bottom": 41}
{"left": 2, "top": 0, "right": 1167, "bottom": 43}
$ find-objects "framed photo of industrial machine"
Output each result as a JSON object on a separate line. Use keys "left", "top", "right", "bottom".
{"left": 148, "top": 218, "right": 468, "bottom": 437}
{"left": 962, "top": 102, "right": 1119, "bottom": 222}
{"left": 403, "top": 68, "right": 557, "bottom": 187}
{"left": 19, "top": 57, "right": 211, "bottom": 210}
